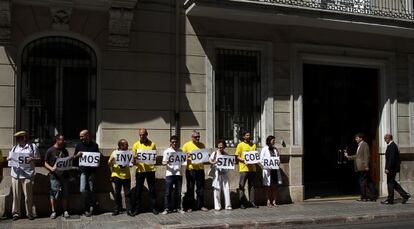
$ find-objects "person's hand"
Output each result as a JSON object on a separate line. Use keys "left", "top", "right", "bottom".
{"left": 344, "top": 152, "right": 349, "bottom": 158}
{"left": 51, "top": 166, "right": 57, "bottom": 172}
{"left": 76, "top": 152, "right": 83, "bottom": 157}
{"left": 385, "top": 169, "right": 389, "bottom": 174}
{"left": 365, "top": 167, "right": 369, "bottom": 171}
{"left": 277, "top": 160, "right": 281, "bottom": 166}
{"left": 26, "top": 157, "right": 34, "bottom": 163}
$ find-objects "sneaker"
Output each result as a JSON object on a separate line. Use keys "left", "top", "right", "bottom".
{"left": 127, "top": 210, "right": 134, "bottom": 217}
{"left": 84, "top": 211, "right": 92, "bottom": 217}
{"left": 177, "top": 209, "right": 185, "bottom": 214}
{"left": 186, "top": 208, "right": 192, "bottom": 213}
{"left": 214, "top": 208, "right": 221, "bottom": 211}
{"left": 12, "top": 214, "right": 19, "bottom": 221}
{"left": 112, "top": 210, "right": 119, "bottom": 216}
{"left": 152, "top": 209, "right": 159, "bottom": 215}
{"left": 63, "top": 211, "right": 70, "bottom": 218}
{"left": 50, "top": 212, "right": 57, "bottom": 219}
{"left": 200, "top": 207, "right": 209, "bottom": 212}
{"left": 161, "top": 209, "right": 169, "bottom": 215}
{"left": 240, "top": 204, "right": 246, "bottom": 209}
{"left": 225, "top": 206, "right": 232, "bottom": 210}
{"left": 28, "top": 215, "right": 34, "bottom": 220}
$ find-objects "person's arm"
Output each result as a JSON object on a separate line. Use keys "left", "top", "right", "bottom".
{"left": 209, "top": 151, "right": 217, "bottom": 164}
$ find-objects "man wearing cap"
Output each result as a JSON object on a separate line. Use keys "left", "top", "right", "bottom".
{"left": 7, "top": 131, "right": 40, "bottom": 220}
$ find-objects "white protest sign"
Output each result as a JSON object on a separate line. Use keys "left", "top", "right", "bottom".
{"left": 7, "top": 151, "right": 19, "bottom": 167}
{"left": 8, "top": 152, "right": 32, "bottom": 168}
{"left": 54, "top": 156, "right": 73, "bottom": 171}
{"left": 167, "top": 151, "right": 187, "bottom": 166}
{"left": 190, "top": 149, "right": 210, "bottom": 164}
{"left": 136, "top": 150, "right": 157, "bottom": 165}
{"left": 262, "top": 156, "right": 280, "bottom": 170}
{"left": 244, "top": 151, "right": 260, "bottom": 164}
{"left": 114, "top": 150, "right": 133, "bottom": 166}
{"left": 79, "top": 152, "right": 100, "bottom": 167}
{"left": 216, "top": 155, "right": 235, "bottom": 170}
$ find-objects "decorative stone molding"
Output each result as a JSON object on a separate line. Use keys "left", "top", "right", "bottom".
{"left": 50, "top": 0, "right": 73, "bottom": 31}
{"left": 108, "top": 0, "right": 138, "bottom": 49}
{"left": 0, "top": 0, "right": 11, "bottom": 43}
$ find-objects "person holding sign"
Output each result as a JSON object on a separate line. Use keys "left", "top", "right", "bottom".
{"left": 7, "top": 130, "right": 40, "bottom": 221}
{"left": 161, "top": 136, "right": 186, "bottom": 215}
{"left": 260, "top": 135, "right": 281, "bottom": 208}
{"left": 73, "top": 129, "right": 100, "bottom": 217}
{"left": 209, "top": 140, "right": 232, "bottom": 211}
{"left": 132, "top": 128, "right": 158, "bottom": 215}
{"left": 182, "top": 130, "right": 208, "bottom": 212}
{"left": 108, "top": 139, "right": 133, "bottom": 216}
{"left": 44, "top": 134, "right": 71, "bottom": 219}
{"left": 235, "top": 131, "right": 258, "bottom": 209}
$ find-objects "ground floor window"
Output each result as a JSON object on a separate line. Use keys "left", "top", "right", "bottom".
{"left": 20, "top": 36, "right": 97, "bottom": 146}
{"left": 214, "top": 49, "right": 261, "bottom": 147}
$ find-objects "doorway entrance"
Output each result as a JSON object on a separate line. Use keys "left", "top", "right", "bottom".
{"left": 303, "top": 64, "right": 379, "bottom": 199}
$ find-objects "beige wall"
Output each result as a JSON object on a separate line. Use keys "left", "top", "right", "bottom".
{"left": 0, "top": 46, "right": 14, "bottom": 149}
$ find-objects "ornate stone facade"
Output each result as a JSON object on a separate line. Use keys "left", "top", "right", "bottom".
{"left": 108, "top": 0, "right": 138, "bottom": 49}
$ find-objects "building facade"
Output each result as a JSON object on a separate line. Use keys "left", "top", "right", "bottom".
{"left": 1, "top": 0, "right": 414, "bottom": 212}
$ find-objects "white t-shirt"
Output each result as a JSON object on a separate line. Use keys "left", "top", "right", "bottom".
{"left": 162, "top": 147, "right": 184, "bottom": 176}
{"left": 9, "top": 143, "right": 39, "bottom": 179}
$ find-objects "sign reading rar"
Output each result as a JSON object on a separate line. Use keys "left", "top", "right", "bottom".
{"left": 54, "top": 156, "right": 73, "bottom": 171}
{"left": 216, "top": 155, "right": 235, "bottom": 170}
{"left": 190, "top": 149, "right": 210, "bottom": 164}
{"left": 79, "top": 152, "right": 100, "bottom": 167}
{"left": 168, "top": 152, "right": 187, "bottom": 165}
{"left": 8, "top": 151, "right": 32, "bottom": 168}
{"left": 136, "top": 150, "right": 157, "bottom": 165}
{"left": 244, "top": 151, "right": 260, "bottom": 164}
{"left": 262, "top": 156, "right": 280, "bottom": 170}
{"left": 115, "top": 150, "right": 133, "bottom": 166}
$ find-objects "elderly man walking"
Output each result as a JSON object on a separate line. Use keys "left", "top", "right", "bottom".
{"left": 381, "top": 134, "right": 411, "bottom": 205}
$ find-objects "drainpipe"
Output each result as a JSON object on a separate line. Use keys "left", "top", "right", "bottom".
{"left": 174, "top": 0, "right": 180, "bottom": 138}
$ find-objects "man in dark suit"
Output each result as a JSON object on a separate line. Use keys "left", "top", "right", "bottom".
{"left": 381, "top": 134, "right": 411, "bottom": 204}
{"left": 345, "top": 133, "right": 377, "bottom": 201}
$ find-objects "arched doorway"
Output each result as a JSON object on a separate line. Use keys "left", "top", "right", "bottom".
{"left": 20, "top": 36, "right": 97, "bottom": 146}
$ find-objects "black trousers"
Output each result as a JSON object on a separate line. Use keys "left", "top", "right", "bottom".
{"left": 112, "top": 177, "right": 131, "bottom": 211}
{"left": 387, "top": 172, "right": 409, "bottom": 201}
{"left": 238, "top": 172, "right": 256, "bottom": 205}
{"left": 185, "top": 169, "right": 205, "bottom": 210}
{"left": 358, "top": 171, "right": 377, "bottom": 200}
{"left": 135, "top": 171, "right": 156, "bottom": 211}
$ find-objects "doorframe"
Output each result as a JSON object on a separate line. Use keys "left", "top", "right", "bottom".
{"left": 291, "top": 44, "right": 397, "bottom": 198}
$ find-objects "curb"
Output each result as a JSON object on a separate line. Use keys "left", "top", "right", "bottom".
{"left": 164, "top": 210, "right": 414, "bottom": 228}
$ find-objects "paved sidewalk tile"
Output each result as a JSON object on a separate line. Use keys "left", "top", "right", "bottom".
{"left": 1, "top": 200, "right": 414, "bottom": 228}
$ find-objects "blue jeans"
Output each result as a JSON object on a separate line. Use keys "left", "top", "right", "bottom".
{"left": 164, "top": 175, "right": 182, "bottom": 211}
{"left": 80, "top": 172, "right": 96, "bottom": 211}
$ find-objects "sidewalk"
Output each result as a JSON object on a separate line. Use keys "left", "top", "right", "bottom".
{"left": 1, "top": 199, "right": 414, "bottom": 229}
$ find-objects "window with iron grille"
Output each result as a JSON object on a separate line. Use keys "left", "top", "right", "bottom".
{"left": 215, "top": 49, "right": 261, "bottom": 147}
{"left": 20, "top": 37, "right": 97, "bottom": 146}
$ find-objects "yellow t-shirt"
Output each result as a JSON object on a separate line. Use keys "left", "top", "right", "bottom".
{"left": 235, "top": 141, "right": 257, "bottom": 172}
{"left": 132, "top": 140, "right": 157, "bottom": 173}
{"left": 182, "top": 141, "right": 205, "bottom": 170}
{"left": 109, "top": 150, "right": 131, "bottom": 179}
